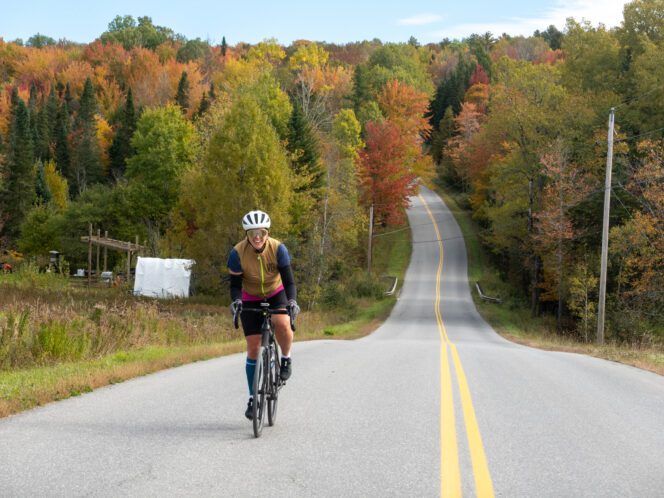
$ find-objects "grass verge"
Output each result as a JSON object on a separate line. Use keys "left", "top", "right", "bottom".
{"left": 435, "top": 185, "right": 664, "bottom": 376}
{"left": 0, "top": 342, "right": 244, "bottom": 418}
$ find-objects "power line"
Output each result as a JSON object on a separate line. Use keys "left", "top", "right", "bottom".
{"left": 612, "top": 86, "right": 663, "bottom": 111}
{"left": 614, "top": 126, "right": 664, "bottom": 143}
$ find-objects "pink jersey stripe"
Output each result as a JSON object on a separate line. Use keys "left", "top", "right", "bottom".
{"left": 242, "top": 284, "right": 285, "bottom": 302}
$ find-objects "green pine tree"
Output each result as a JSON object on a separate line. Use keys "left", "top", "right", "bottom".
{"left": 71, "top": 77, "right": 102, "bottom": 194}
{"left": 109, "top": 88, "right": 137, "bottom": 179}
{"left": 175, "top": 71, "right": 190, "bottom": 113}
{"left": 1, "top": 98, "right": 36, "bottom": 240}
{"left": 27, "top": 83, "right": 41, "bottom": 155}
{"left": 221, "top": 36, "right": 227, "bottom": 57}
{"left": 54, "top": 101, "right": 71, "bottom": 179}
{"left": 196, "top": 93, "right": 210, "bottom": 117}
{"left": 34, "top": 159, "right": 52, "bottom": 204}
{"left": 64, "top": 82, "right": 75, "bottom": 115}
{"left": 287, "top": 100, "right": 324, "bottom": 193}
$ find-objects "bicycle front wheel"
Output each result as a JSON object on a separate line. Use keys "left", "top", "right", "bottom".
{"left": 267, "top": 345, "right": 279, "bottom": 426}
{"left": 252, "top": 346, "right": 267, "bottom": 437}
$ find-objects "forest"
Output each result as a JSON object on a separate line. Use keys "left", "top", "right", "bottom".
{"left": 0, "top": 1, "right": 662, "bottom": 345}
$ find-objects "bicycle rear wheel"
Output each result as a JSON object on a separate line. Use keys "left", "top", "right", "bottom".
{"left": 252, "top": 347, "right": 267, "bottom": 437}
{"left": 267, "top": 345, "right": 279, "bottom": 426}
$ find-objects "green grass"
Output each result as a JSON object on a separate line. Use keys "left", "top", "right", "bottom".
{"left": 371, "top": 220, "right": 412, "bottom": 282}
{"left": 0, "top": 343, "right": 245, "bottom": 417}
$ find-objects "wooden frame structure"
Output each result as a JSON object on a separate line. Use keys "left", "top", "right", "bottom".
{"left": 80, "top": 223, "right": 145, "bottom": 285}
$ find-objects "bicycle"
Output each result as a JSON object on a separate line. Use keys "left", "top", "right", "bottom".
{"left": 234, "top": 303, "right": 296, "bottom": 438}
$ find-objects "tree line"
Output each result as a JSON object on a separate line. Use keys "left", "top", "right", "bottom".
{"left": 0, "top": 2, "right": 662, "bottom": 343}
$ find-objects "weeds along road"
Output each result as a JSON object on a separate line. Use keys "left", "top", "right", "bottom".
{"left": 1, "top": 186, "right": 663, "bottom": 497}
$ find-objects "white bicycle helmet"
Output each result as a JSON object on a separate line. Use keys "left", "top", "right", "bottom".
{"left": 242, "top": 210, "right": 271, "bottom": 230}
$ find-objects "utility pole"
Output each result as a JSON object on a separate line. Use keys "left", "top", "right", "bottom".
{"left": 367, "top": 204, "right": 374, "bottom": 273}
{"left": 597, "top": 107, "right": 615, "bottom": 345}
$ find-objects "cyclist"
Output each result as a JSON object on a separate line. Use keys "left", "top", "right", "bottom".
{"left": 227, "top": 210, "right": 300, "bottom": 420}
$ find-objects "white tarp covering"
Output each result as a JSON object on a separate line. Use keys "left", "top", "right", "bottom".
{"left": 133, "top": 257, "right": 195, "bottom": 298}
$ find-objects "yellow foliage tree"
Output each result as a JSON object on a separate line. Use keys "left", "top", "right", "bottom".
{"left": 43, "top": 160, "right": 69, "bottom": 211}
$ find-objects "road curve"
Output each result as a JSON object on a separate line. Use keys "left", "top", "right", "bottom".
{"left": 0, "top": 186, "right": 662, "bottom": 497}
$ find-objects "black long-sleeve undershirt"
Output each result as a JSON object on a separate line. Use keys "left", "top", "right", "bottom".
{"left": 279, "top": 264, "right": 297, "bottom": 301}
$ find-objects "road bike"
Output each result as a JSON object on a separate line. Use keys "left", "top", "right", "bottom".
{"left": 234, "top": 303, "right": 296, "bottom": 438}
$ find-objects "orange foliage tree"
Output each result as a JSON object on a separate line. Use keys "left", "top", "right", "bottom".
{"left": 359, "top": 120, "right": 418, "bottom": 226}
{"left": 377, "top": 79, "right": 434, "bottom": 183}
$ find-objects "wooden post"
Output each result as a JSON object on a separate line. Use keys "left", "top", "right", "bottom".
{"left": 127, "top": 248, "right": 131, "bottom": 284}
{"left": 597, "top": 108, "right": 615, "bottom": 345}
{"left": 103, "top": 231, "right": 108, "bottom": 272}
{"left": 367, "top": 204, "right": 374, "bottom": 273}
{"left": 96, "top": 229, "right": 100, "bottom": 281}
{"left": 87, "top": 223, "right": 92, "bottom": 286}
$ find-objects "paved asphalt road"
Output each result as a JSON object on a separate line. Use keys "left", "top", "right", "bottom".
{"left": 1, "top": 186, "right": 663, "bottom": 497}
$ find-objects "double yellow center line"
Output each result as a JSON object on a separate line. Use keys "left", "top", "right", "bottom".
{"left": 418, "top": 194, "right": 494, "bottom": 498}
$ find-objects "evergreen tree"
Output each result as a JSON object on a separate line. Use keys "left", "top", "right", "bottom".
{"left": 287, "top": 100, "right": 324, "bottom": 193}
{"left": 54, "top": 101, "right": 71, "bottom": 179}
{"left": 42, "top": 86, "right": 60, "bottom": 158}
{"left": 27, "top": 83, "right": 41, "bottom": 153}
{"left": 428, "top": 57, "right": 475, "bottom": 131}
{"left": 196, "top": 93, "right": 210, "bottom": 117}
{"left": 109, "top": 88, "right": 137, "bottom": 179}
{"left": 35, "top": 159, "right": 52, "bottom": 204}
{"left": 64, "top": 83, "right": 75, "bottom": 115}
{"left": 221, "top": 36, "right": 227, "bottom": 57}
{"left": 1, "top": 98, "right": 35, "bottom": 240}
{"left": 76, "top": 78, "right": 97, "bottom": 127}
{"left": 431, "top": 106, "right": 455, "bottom": 167}
{"left": 208, "top": 82, "right": 216, "bottom": 101}
{"left": 175, "top": 71, "right": 190, "bottom": 113}
{"left": 71, "top": 77, "right": 102, "bottom": 194}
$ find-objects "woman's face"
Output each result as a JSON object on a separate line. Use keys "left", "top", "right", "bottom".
{"left": 247, "top": 228, "right": 269, "bottom": 250}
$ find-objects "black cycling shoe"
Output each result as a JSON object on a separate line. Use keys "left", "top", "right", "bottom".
{"left": 280, "top": 357, "right": 292, "bottom": 381}
{"left": 245, "top": 397, "right": 253, "bottom": 420}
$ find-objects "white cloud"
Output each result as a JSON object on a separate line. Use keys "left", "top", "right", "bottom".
{"left": 398, "top": 14, "right": 443, "bottom": 26}
{"left": 424, "top": 0, "right": 628, "bottom": 42}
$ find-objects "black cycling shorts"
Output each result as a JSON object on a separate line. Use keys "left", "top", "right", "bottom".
{"left": 240, "top": 290, "right": 288, "bottom": 336}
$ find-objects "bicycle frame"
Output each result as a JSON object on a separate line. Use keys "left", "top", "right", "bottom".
{"left": 233, "top": 303, "right": 295, "bottom": 437}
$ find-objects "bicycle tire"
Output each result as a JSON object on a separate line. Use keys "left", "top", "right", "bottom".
{"left": 267, "top": 345, "right": 279, "bottom": 426}
{"left": 252, "top": 347, "right": 267, "bottom": 437}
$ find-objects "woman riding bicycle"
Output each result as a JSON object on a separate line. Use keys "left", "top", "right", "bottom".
{"left": 227, "top": 210, "right": 300, "bottom": 420}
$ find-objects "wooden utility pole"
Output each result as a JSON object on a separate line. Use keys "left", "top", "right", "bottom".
{"left": 367, "top": 204, "right": 374, "bottom": 273}
{"left": 87, "top": 223, "right": 92, "bottom": 286}
{"left": 597, "top": 107, "right": 615, "bottom": 345}
{"left": 103, "top": 231, "right": 108, "bottom": 272}
{"left": 96, "top": 229, "right": 101, "bottom": 280}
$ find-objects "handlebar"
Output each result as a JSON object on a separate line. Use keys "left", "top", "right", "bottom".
{"left": 233, "top": 305, "right": 297, "bottom": 332}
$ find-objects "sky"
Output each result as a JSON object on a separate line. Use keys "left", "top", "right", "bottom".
{"left": 0, "top": 0, "right": 630, "bottom": 45}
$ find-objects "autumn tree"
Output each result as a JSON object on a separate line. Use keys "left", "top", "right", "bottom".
{"left": 377, "top": 79, "right": 434, "bottom": 183}
{"left": 609, "top": 139, "right": 664, "bottom": 340}
{"left": 100, "top": 15, "right": 176, "bottom": 51}
{"left": 533, "top": 141, "right": 591, "bottom": 330}
{"left": 125, "top": 104, "right": 196, "bottom": 249}
{"left": 360, "top": 120, "right": 417, "bottom": 226}
{"left": 168, "top": 93, "right": 292, "bottom": 291}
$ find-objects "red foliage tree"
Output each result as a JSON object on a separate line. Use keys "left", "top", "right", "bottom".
{"left": 359, "top": 120, "right": 418, "bottom": 226}
{"left": 469, "top": 63, "right": 489, "bottom": 85}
